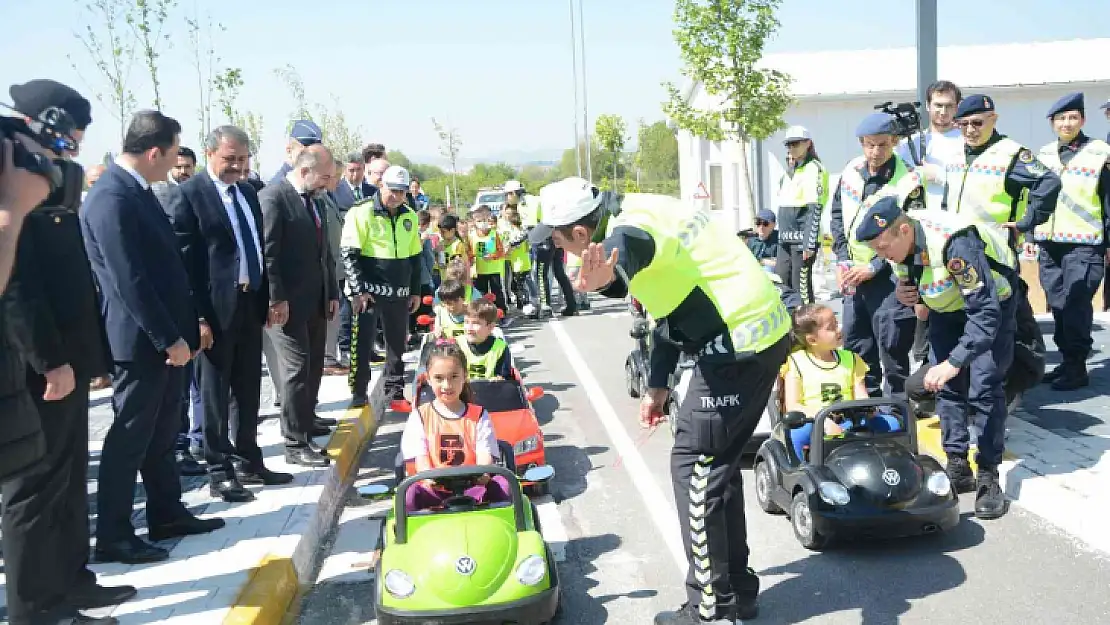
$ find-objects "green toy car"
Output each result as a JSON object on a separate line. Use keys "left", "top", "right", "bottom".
{"left": 359, "top": 464, "right": 559, "bottom": 624}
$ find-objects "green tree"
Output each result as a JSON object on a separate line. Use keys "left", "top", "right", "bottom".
{"left": 69, "top": 0, "right": 138, "bottom": 144}
{"left": 635, "top": 120, "right": 680, "bottom": 195}
{"left": 594, "top": 114, "right": 628, "bottom": 191}
{"left": 386, "top": 150, "right": 412, "bottom": 169}
{"left": 274, "top": 64, "right": 313, "bottom": 129}
{"left": 185, "top": 8, "right": 226, "bottom": 148}
{"left": 212, "top": 68, "right": 265, "bottom": 168}
{"left": 663, "top": 0, "right": 792, "bottom": 217}
{"left": 315, "top": 97, "right": 364, "bottom": 161}
{"left": 127, "top": 0, "right": 175, "bottom": 110}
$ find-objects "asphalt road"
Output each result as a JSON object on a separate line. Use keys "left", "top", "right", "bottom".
{"left": 298, "top": 297, "right": 1110, "bottom": 625}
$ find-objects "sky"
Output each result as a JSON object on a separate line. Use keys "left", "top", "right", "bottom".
{"left": 3, "top": 0, "right": 1110, "bottom": 178}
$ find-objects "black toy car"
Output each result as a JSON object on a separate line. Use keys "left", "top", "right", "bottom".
{"left": 753, "top": 398, "right": 959, "bottom": 550}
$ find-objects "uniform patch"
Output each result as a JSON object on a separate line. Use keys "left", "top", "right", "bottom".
{"left": 1018, "top": 149, "right": 1034, "bottom": 164}
{"left": 1026, "top": 159, "right": 1048, "bottom": 177}
{"left": 946, "top": 257, "right": 967, "bottom": 274}
{"left": 873, "top": 215, "right": 888, "bottom": 228}
{"left": 908, "top": 187, "right": 921, "bottom": 199}
{"left": 921, "top": 250, "right": 930, "bottom": 265}
{"left": 403, "top": 219, "right": 413, "bottom": 231}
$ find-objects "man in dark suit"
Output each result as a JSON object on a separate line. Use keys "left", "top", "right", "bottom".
{"left": 168, "top": 126, "right": 294, "bottom": 503}
{"left": 268, "top": 120, "right": 322, "bottom": 185}
{"left": 259, "top": 143, "right": 341, "bottom": 467}
{"left": 333, "top": 151, "right": 373, "bottom": 211}
{"left": 2, "top": 79, "right": 134, "bottom": 625}
{"left": 81, "top": 110, "right": 225, "bottom": 565}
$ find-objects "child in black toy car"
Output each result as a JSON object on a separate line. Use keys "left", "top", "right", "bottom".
{"left": 783, "top": 303, "right": 901, "bottom": 461}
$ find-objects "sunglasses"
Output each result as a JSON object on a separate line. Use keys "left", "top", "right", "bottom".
{"left": 955, "top": 118, "right": 986, "bottom": 130}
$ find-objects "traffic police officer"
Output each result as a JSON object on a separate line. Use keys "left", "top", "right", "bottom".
{"left": 1033, "top": 92, "right": 1110, "bottom": 390}
{"left": 530, "top": 178, "right": 790, "bottom": 625}
{"left": 946, "top": 94, "right": 1061, "bottom": 241}
{"left": 860, "top": 196, "right": 1016, "bottom": 519}
{"left": 341, "top": 165, "right": 422, "bottom": 405}
{"left": 775, "top": 125, "right": 828, "bottom": 303}
{"left": 829, "top": 112, "right": 923, "bottom": 397}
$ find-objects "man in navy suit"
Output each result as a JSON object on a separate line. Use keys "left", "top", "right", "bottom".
{"left": 80, "top": 111, "right": 225, "bottom": 564}
{"left": 333, "top": 151, "right": 373, "bottom": 212}
{"left": 167, "top": 126, "right": 294, "bottom": 503}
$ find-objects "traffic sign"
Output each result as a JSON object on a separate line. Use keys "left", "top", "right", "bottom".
{"left": 693, "top": 182, "right": 710, "bottom": 200}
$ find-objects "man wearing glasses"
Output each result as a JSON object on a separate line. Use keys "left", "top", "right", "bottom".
{"left": 897, "top": 80, "right": 965, "bottom": 211}
{"left": 747, "top": 209, "right": 779, "bottom": 269}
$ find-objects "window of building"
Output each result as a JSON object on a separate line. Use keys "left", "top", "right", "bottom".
{"left": 709, "top": 164, "right": 723, "bottom": 210}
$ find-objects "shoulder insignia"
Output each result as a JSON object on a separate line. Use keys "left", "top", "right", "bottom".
{"left": 1018, "top": 149, "right": 1034, "bottom": 164}
{"left": 873, "top": 215, "right": 888, "bottom": 228}
{"left": 907, "top": 187, "right": 921, "bottom": 199}
{"left": 946, "top": 257, "right": 967, "bottom": 274}
{"left": 1026, "top": 159, "right": 1048, "bottom": 177}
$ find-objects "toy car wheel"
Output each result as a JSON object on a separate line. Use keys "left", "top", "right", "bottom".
{"left": 754, "top": 460, "right": 783, "bottom": 515}
{"left": 790, "top": 491, "right": 829, "bottom": 551}
{"left": 625, "top": 356, "right": 640, "bottom": 398}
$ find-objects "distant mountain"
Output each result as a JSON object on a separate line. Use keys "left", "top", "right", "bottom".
{"left": 410, "top": 147, "right": 565, "bottom": 170}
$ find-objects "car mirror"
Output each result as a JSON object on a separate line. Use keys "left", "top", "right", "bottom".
{"left": 422, "top": 295, "right": 434, "bottom": 306}
{"left": 526, "top": 386, "right": 545, "bottom": 402}
{"left": 416, "top": 314, "right": 433, "bottom": 326}
{"left": 523, "top": 465, "right": 555, "bottom": 483}
{"left": 782, "top": 410, "right": 810, "bottom": 429}
{"left": 357, "top": 484, "right": 392, "bottom": 499}
{"left": 390, "top": 399, "right": 413, "bottom": 413}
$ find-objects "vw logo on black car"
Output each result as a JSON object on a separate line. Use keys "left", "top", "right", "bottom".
{"left": 881, "top": 469, "right": 901, "bottom": 486}
{"left": 455, "top": 555, "right": 476, "bottom": 576}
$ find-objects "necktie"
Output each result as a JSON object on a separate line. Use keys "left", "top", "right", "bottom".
{"left": 303, "top": 193, "right": 322, "bottom": 246}
{"left": 230, "top": 186, "right": 262, "bottom": 291}
{"left": 353, "top": 183, "right": 362, "bottom": 201}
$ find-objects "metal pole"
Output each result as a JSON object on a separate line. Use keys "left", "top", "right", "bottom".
{"left": 915, "top": 0, "right": 938, "bottom": 126}
{"left": 577, "top": 0, "right": 592, "bottom": 182}
{"left": 569, "top": 0, "right": 582, "bottom": 177}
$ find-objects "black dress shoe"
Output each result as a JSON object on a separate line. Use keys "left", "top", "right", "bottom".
{"left": 315, "top": 415, "right": 338, "bottom": 427}
{"left": 66, "top": 583, "right": 138, "bottom": 609}
{"left": 148, "top": 515, "right": 226, "bottom": 542}
{"left": 209, "top": 477, "right": 255, "bottom": 502}
{"left": 311, "top": 425, "right": 331, "bottom": 437}
{"left": 974, "top": 467, "right": 1007, "bottom": 520}
{"left": 285, "top": 446, "right": 331, "bottom": 467}
{"left": 176, "top": 452, "right": 206, "bottom": 476}
{"left": 237, "top": 465, "right": 295, "bottom": 486}
{"left": 93, "top": 538, "right": 168, "bottom": 564}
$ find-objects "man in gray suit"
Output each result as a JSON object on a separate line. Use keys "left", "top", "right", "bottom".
{"left": 258, "top": 144, "right": 340, "bottom": 467}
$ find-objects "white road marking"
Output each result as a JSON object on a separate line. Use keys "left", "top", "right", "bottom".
{"left": 531, "top": 494, "right": 568, "bottom": 562}
{"left": 548, "top": 318, "right": 687, "bottom": 574}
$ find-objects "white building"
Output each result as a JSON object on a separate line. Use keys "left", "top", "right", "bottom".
{"left": 677, "top": 38, "right": 1110, "bottom": 233}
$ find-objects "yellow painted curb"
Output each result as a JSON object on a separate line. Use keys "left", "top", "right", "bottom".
{"left": 916, "top": 415, "right": 1016, "bottom": 472}
{"left": 223, "top": 404, "right": 376, "bottom": 625}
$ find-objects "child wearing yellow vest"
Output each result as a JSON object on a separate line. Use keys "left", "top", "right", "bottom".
{"left": 499, "top": 204, "right": 540, "bottom": 316}
{"left": 467, "top": 205, "right": 508, "bottom": 314}
{"left": 783, "top": 303, "right": 900, "bottom": 460}
{"left": 458, "top": 299, "right": 513, "bottom": 380}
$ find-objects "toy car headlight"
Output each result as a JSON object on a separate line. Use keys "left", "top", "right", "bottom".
{"left": 926, "top": 471, "right": 951, "bottom": 496}
{"left": 818, "top": 482, "right": 851, "bottom": 506}
{"left": 516, "top": 555, "right": 547, "bottom": 586}
{"left": 384, "top": 569, "right": 416, "bottom": 598}
{"left": 514, "top": 435, "right": 539, "bottom": 455}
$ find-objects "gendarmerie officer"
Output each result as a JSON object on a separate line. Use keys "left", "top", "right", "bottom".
{"left": 860, "top": 196, "right": 1017, "bottom": 519}
{"left": 829, "top": 112, "right": 923, "bottom": 397}
{"left": 1032, "top": 92, "right": 1110, "bottom": 390}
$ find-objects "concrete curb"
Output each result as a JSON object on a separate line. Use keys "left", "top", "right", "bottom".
{"left": 222, "top": 374, "right": 387, "bottom": 625}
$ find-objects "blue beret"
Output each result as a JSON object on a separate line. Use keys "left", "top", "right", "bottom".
{"left": 955, "top": 94, "right": 995, "bottom": 119}
{"left": 1047, "top": 92, "right": 1084, "bottom": 118}
{"left": 756, "top": 208, "right": 776, "bottom": 223}
{"left": 854, "top": 195, "right": 904, "bottom": 242}
{"left": 855, "top": 112, "right": 897, "bottom": 138}
{"left": 289, "top": 119, "right": 322, "bottom": 144}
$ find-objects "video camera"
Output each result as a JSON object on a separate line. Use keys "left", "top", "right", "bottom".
{"left": 0, "top": 104, "right": 84, "bottom": 209}
{"left": 874, "top": 101, "right": 925, "bottom": 166}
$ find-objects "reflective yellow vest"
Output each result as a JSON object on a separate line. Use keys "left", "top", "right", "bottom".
{"left": 891, "top": 211, "right": 1016, "bottom": 314}
{"left": 1033, "top": 139, "right": 1109, "bottom": 245}
{"left": 469, "top": 230, "right": 504, "bottom": 276}
{"left": 837, "top": 157, "right": 923, "bottom": 266}
{"left": 434, "top": 307, "right": 466, "bottom": 339}
{"left": 946, "top": 137, "right": 1026, "bottom": 226}
{"left": 613, "top": 194, "right": 788, "bottom": 354}
{"left": 457, "top": 337, "right": 508, "bottom": 380}
{"left": 340, "top": 200, "right": 422, "bottom": 260}
{"left": 777, "top": 159, "right": 830, "bottom": 208}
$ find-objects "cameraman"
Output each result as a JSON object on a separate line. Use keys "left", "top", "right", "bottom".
{"left": 0, "top": 136, "right": 52, "bottom": 296}
{"left": 1, "top": 80, "right": 134, "bottom": 625}
{"left": 895, "top": 81, "right": 965, "bottom": 210}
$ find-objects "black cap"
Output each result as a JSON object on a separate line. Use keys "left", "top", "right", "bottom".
{"left": 10, "top": 79, "right": 92, "bottom": 130}
{"left": 955, "top": 94, "right": 995, "bottom": 120}
{"left": 854, "top": 195, "right": 904, "bottom": 242}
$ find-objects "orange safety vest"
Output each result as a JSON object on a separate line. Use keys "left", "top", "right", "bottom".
{"left": 406, "top": 402, "right": 485, "bottom": 476}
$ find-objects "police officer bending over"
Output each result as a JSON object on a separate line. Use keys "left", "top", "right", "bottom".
{"left": 530, "top": 178, "right": 790, "bottom": 625}
{"left": 860, "top": 196, "right": 1016, "bottom": 520}
{"left": 1032, "top": 92, "right": 1110, "bottom": 390}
